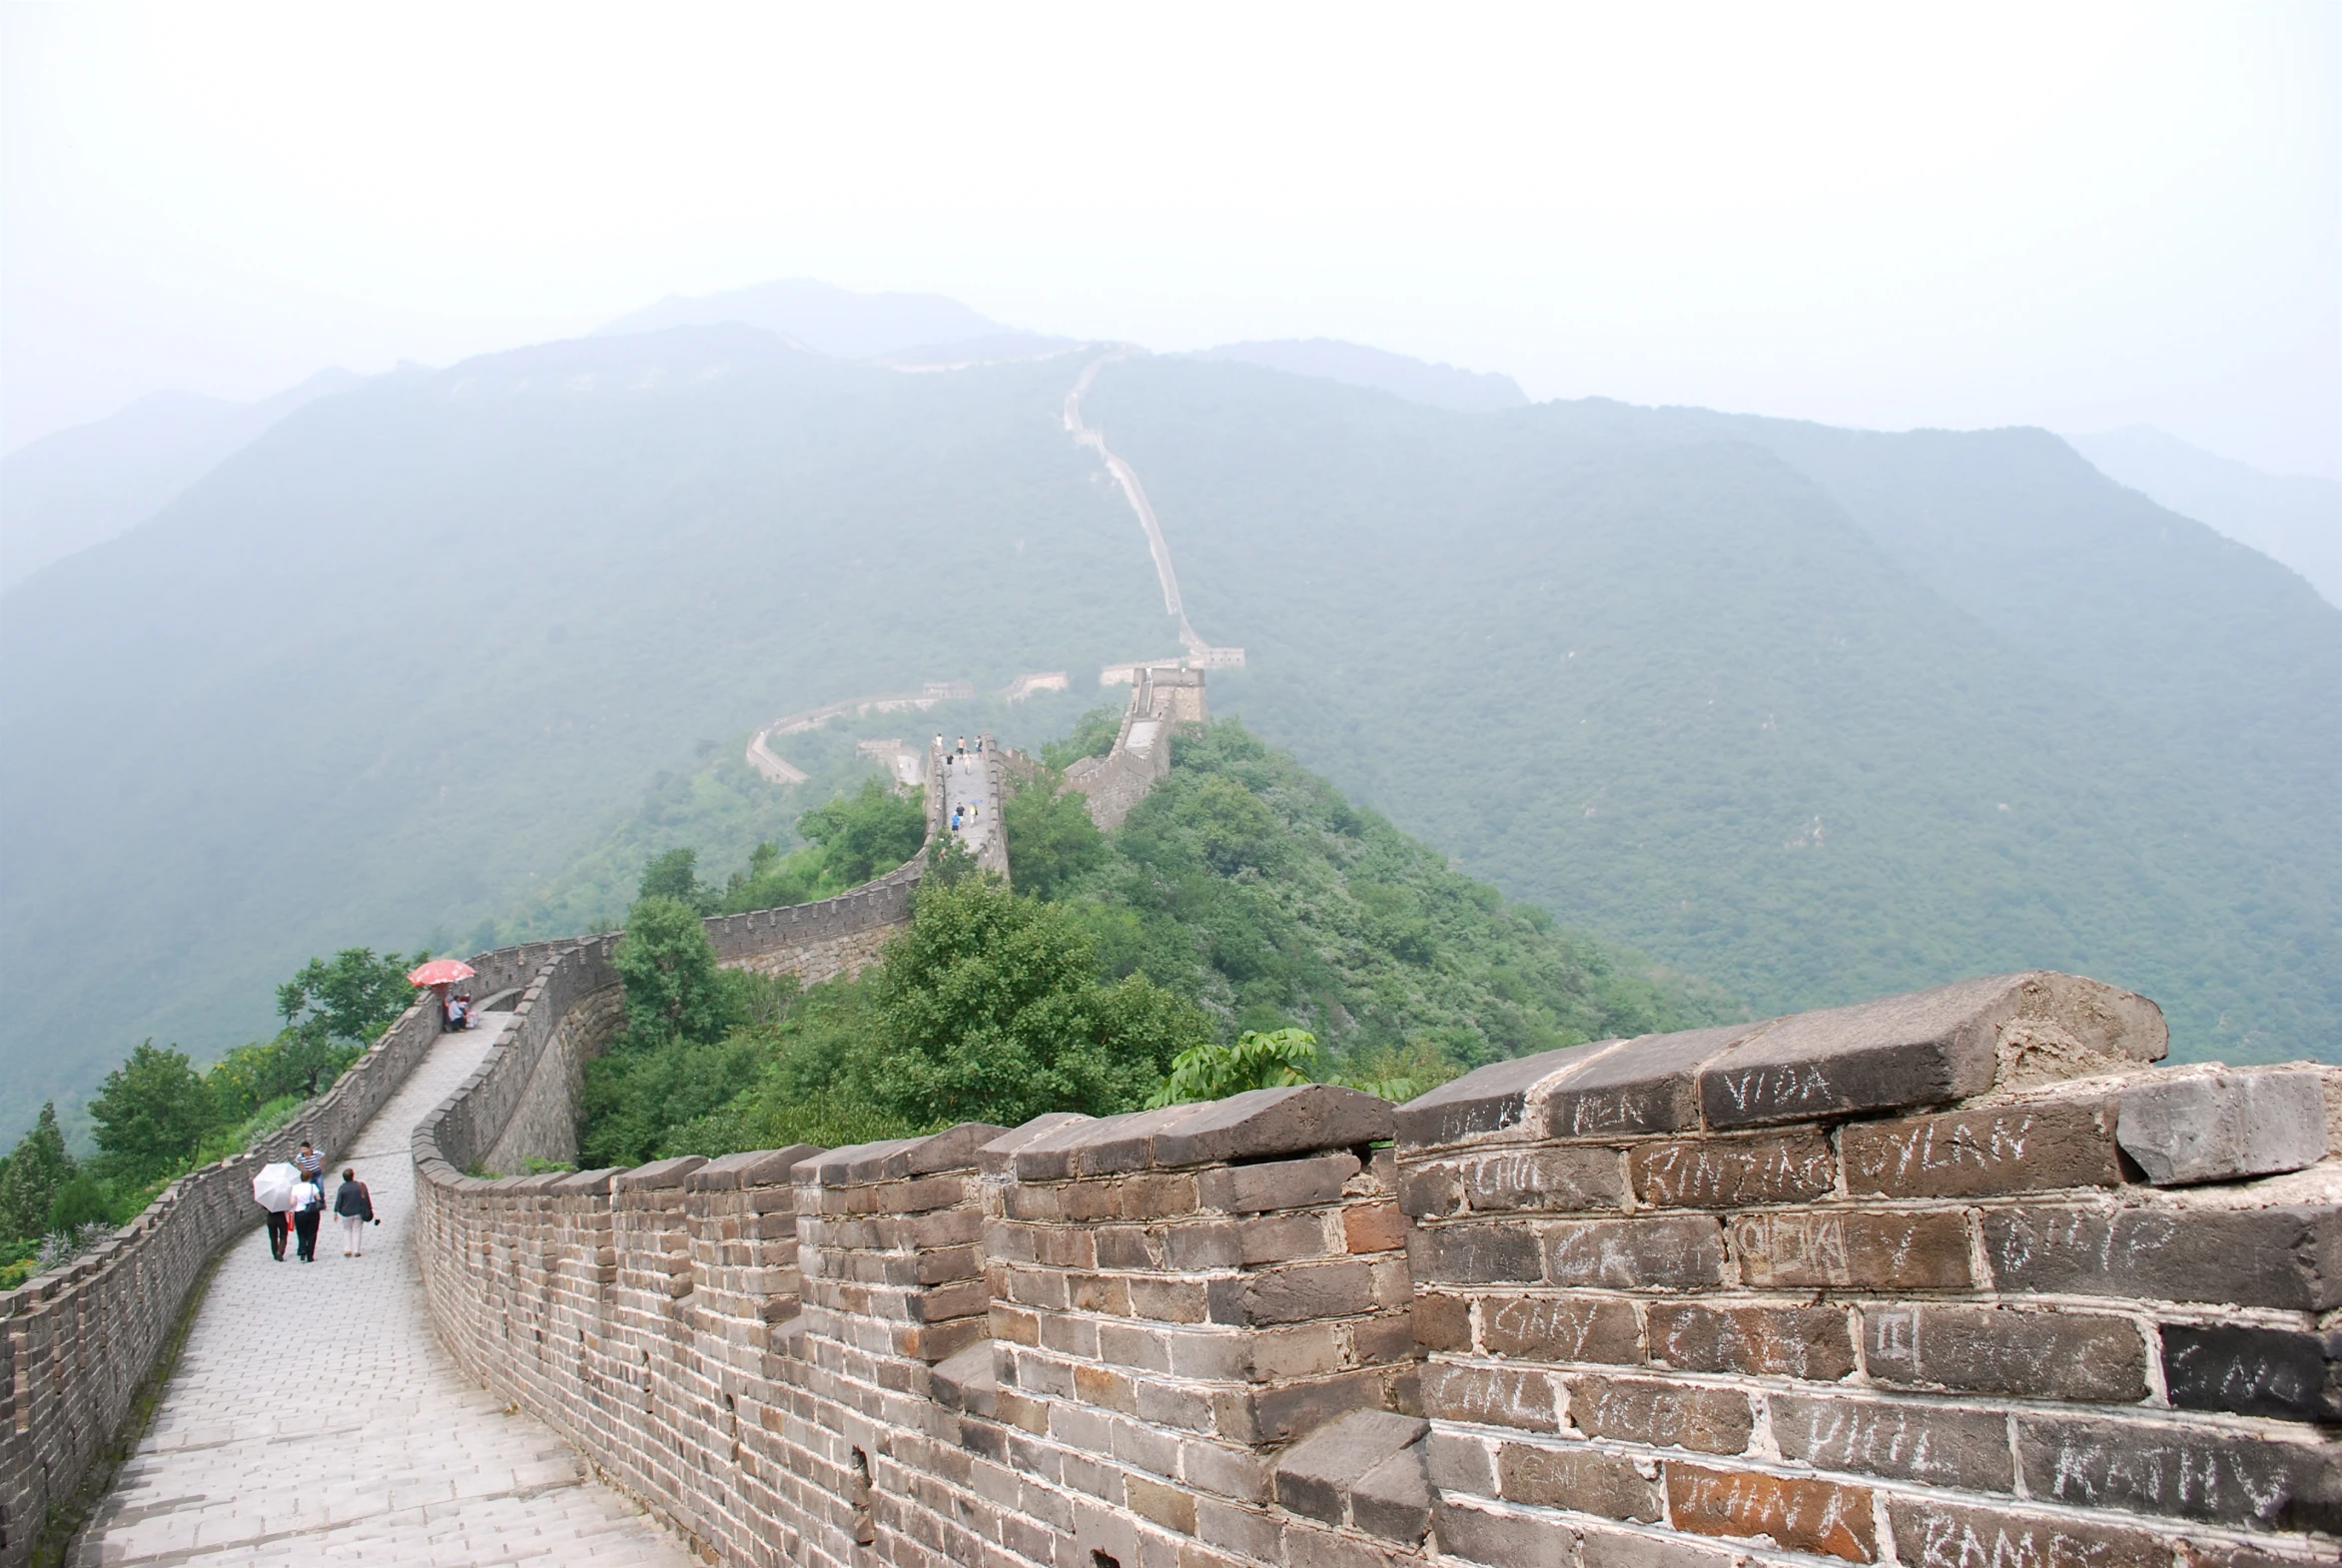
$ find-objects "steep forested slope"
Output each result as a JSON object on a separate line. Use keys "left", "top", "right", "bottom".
{"left": 3, "top": 333, "right": 2332, "bottom": 1136}
{"left": 0, "top": 330, "right": 1172, "bottom": 1127}
{"left": 1082, "top": 360, "right": 2339, "bottom": 1065}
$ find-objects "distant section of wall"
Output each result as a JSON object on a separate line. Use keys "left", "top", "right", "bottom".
{"left": 412, "top": 963, "right": 2342, "bottom": 1568}
{"left": 1063, "top": 664, "right": 1205, "bottom": 829}
{"left": 746, "top": 680, "right": 976, "bottom": 786}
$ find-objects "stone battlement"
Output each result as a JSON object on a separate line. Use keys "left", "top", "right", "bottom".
{"left": 404, "top": 961, "right": 2339, "bottom": 1568}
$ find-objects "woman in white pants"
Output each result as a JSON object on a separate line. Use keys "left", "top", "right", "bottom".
{"left": 333, "top": 1167, "right": 377, "bottom": 1255}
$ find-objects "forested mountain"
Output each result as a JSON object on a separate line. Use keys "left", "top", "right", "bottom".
{"left": 1, "top": 325, "right": 2332, "bottom": 1136}
{"left": 2068, "top": 424, "right": 2341, "bottom": 609}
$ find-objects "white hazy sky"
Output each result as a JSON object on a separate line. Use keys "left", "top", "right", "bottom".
{"left": 4, "top": 2, "right": 2337, "bottom": 476}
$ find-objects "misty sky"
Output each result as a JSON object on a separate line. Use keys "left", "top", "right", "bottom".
{"left": 4, "top": 3, "right": 2336, "bottom": 477}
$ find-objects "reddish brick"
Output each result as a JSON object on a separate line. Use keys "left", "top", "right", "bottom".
{"left": 1665, "top": 1462, "right": 1875, "bottom": 1562}
{"left": 1343, "top": 1202, "right": 1409, "bottom": 1255}
{"left": 1543, "top": 1216, "right": 1725, "bottom": 1289}
{"left": 1479, "top": 1293, "right": 1641, "bottom": 1364}
{"left": 1565, "top": 1373, "right": 1752, "bottom": 1454}
{"left": 1730, "top": 1209, "right": 1972, "bottom": 1289}
{"left": 1646, "top": 1301, "right": 1855, "bottom": 1381}
{"left": 1628, "top": 1132, "right": 1836, "bottom": 1209}
{"left": 1412, "top": 1292, "right": 1472, "bottom": 1353}
{"left": 1842, "top": 1100, "right": 2120, "bottom": 1198}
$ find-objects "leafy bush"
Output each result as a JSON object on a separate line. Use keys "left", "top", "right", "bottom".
{"left": 1149, "top": 1029, "right": 1320, "bottom": 1108}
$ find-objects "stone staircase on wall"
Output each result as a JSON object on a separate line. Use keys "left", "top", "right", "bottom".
{"left": 1062, "top": 664, "right": 1206, "bottom": 831}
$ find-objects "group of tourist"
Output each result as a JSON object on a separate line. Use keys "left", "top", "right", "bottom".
{"left": 441, "top": 991, "right": 478, "bottom": 1031}
{"left": 939, "top": 734, "right": 988, "bottom": 838}
{"left": 261, "top": 1138, "right": 380, "bottom": 1263}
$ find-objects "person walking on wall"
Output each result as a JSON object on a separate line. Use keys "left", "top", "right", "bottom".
{"left": 294, "top": 1139, "right": 324, "bottom": 1195}
{"left": 335, "top": 1168, "right": 376, "bottom": 1256}
{"left": 263, "top": 1204, "right": 290, "bottom": 1262}
{"left": 288, "top": 1172, "right": 324, "bottom": 1263}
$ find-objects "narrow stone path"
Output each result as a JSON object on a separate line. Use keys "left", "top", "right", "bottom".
{"left": 75, "top": 1016, "right": 695, "bottom": 1568}
{"left": 941, "top": 743, "right": 998, "bottom": 860}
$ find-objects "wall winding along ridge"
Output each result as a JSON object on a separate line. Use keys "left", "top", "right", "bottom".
{"left": 411, "top": 963, "right": 2341, "bottom": 1568}
{"left": 0, "top": 721, "right": 972, "bottom": 1564}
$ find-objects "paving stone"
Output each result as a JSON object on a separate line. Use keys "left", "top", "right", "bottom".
{"left": 2116, "top": 1068, "right": 2329, "bottom": 1185}
{"left": 73, "top": 1020, "right": 695, "bottom": 1568}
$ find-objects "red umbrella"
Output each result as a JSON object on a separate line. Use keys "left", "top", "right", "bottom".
{"left": 407, "top": 959, "right": 476, "bottom": 988}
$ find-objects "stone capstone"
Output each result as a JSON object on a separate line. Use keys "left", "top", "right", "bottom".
{"left": 2115, "top": 1067, "right": 2329, "bottom": 1185}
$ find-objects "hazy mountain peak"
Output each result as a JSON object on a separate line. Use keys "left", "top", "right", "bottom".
{"left": 2066, "top": 424, "right": 2342, "bottom": 608}
{"left": 0, "top": 367, "right": 363, "bottom": 592}
{"left": 595, "top": 278, "right": 1046, "bottom": 363}
{"left": 1189, "top": 338, "right": 1529, "bottom": 412}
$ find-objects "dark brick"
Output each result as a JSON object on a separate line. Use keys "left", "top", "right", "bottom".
{"left": 1771, "top": 1390, "right": 2014, "bottom": 1491}
{"left": 2016, "top": 1412, "right": 2341, "bottom": 1531}
{"left": 1429, "top": 1501, "right": 1571, "bottom": 1568}
{"left": 1567, "top": 1519, "right": 1744, "bottom": 1568}
{"left": 1152, "top": 1084, "right": 1392, "bottom": 1169}
{"left": 1496, "top": 1440, "right": 1663, "bottom": 1521}
{"left": 1394, "top": 1050, "right": 1583, "bottom": 1150}
{"left": 1982, "top": 1203, "right": 2342, "bottom": 1311}
{"left": 1566, "top": 1373, "right": 1752, "bottom": 1454}
{"left": 1842, "top": 1100, "right": 2120, "bottom": 1197}
{"left": 2161, "top": 1323, "right": 2342, "bottom": 1422}
{"left": 1888, "top": 1496, "right": 2171, "bottom": 1568}
{"left": 1543, "top": 1216, "right": 1725, "bottom": 1289}
{"left": 1274, "top": 1409, "right": 1427, "bottom": 1526}
{"left": 1397, "top": 1164, "right": 1463, "bottom": 1218}
{"left": 1420, "top": 1362, "right": 1558, "bottom": 1431}
{"left": 1198, "top": 1154, "right": 1359, "bottom": 1214}
{"left": 1350, "top": 1444, "right": 1431, "bottom": 1543}
{"left": 1410, "top": 1223, "right": 1542, "bottom": 1285}
{"left": 1730, "top": 1209, "right": 1971, "bottom": 1289}
{"left": 1867, "top": 1305, "right": 2146, "bottom": 1402}
{"left": 1628, "top": 1132, "right": 1836, "bottom": 1208}
{"left": 1480, "top": 1293, "right": 1642, "bottom": 1364}
{"left": 1451, "top": 1147, "right": 1625, "bottom": 1213}
{"left": 1540, "top": 1026, "right": 1742, "bottom": 1140}
{"left": 1646, "top": 1301, "right": 1855, "bottom": 1381}
{"left": 1664, "top": 1461, "right": 1875, "bottom": 1562}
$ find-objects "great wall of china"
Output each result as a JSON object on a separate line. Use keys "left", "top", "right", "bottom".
{"left": 6, "top": 350, "right": 2336, "bottom": 1566}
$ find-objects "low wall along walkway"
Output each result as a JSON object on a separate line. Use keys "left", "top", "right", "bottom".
{"left": 409, "top": 964, "right": 2341, "bottom": 1568}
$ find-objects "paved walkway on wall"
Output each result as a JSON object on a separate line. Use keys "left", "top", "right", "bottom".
{"left": 74, "top": 1016, "right": 695, "bottom": 1568}
{"left": 941, "top": 744, "right": 997, "bottom": 860}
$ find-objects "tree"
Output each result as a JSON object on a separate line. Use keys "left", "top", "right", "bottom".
{"left": 1148, "top": 1029, "right": 1321, "bottom": 1108}
{"left": 1003, "top": 781, "right": 1108, "bottom": 901}
{"left": 89, "top": 1042, "right": 214, "bottom": 1182}
{"left": 870, "top": 875, "right": 1207, "bottom": 1129}
{"left": 613, "top": 895, "right": 729, "bottom": 1046}
{"left": 798, "top": 779, "right": 926, "bottom": 888}
{"left": 0, "top": 1104, "right": 76, "bottom": 1241}
{"left": 638, "top": 847, "right": 706, "bottom": 910}
{"left": 275, "top": 948, "right": 414, "bottom": 1047}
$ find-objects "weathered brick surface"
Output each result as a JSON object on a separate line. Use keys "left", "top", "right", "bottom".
{"left": 1395, "top": 972, "right": 2337, "bottom": 1568}
{"left": 103, "top": 957, "right": 2307, "bottom": 1568}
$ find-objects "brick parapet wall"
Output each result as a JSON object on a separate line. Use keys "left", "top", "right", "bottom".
{"left": 408, "top": 965, "right": 2340, "bottom": 1568}
{"left": 0, "top": 927, "right": 574, "bottom": 1564}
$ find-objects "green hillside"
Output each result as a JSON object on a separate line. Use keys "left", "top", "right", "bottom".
{"left": 3, "top": 330, "right": 2333, "bottom": 1136}
{"left": 576, "top": 715, "right": 1730, "bottom": 1164}
{"left": 1082, "top": 360, "right": 2340, "bottom": 1063}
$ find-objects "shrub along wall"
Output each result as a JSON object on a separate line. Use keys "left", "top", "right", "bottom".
{"left": 412, "top": 965, "right": 2340, "bottom": 1568}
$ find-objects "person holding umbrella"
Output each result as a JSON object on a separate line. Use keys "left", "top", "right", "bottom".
{"left": 407, "top": 958, "right": 476, "bottom": 1033}
{"left": 251, "top": 1161, "right": 301, "bottom": 1260}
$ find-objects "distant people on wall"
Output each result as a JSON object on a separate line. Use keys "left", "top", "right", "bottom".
{"left": 295, "top": 1140, "right": 323, "bottom": 1192}
{"left": 335, "top": 1168, "right": 377, "bottom": 1256}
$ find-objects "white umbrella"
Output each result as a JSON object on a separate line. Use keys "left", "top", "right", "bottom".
{"left": 251, "top": 1162, "right": 303, "bottom": 1213}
